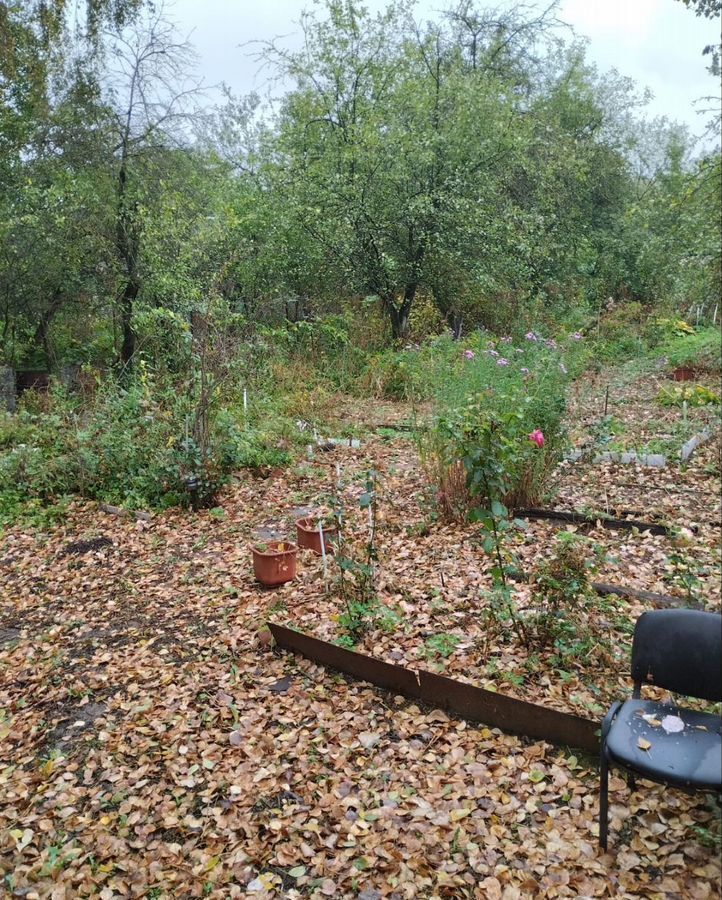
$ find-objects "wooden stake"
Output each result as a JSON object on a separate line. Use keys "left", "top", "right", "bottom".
{"left": 319, "top": 522, "right": 328, "bottom": 588}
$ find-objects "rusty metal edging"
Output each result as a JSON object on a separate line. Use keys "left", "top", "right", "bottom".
{"left": 268, "top": 623, "right": 599, "bottom": 753}
{"left": 269, "top": 622, "right": 424, "bottom": 699}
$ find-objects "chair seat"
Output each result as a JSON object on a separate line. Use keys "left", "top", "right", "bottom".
{"left": 606, "top": 699, "right": 722, "bottom": 790}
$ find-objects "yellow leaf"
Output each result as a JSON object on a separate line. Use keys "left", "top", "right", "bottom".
{"left": 450, "top": 807, "right": 472, "bottom": 821}
{"left": 637, "top": 737, "right": 651, "bottom": 751}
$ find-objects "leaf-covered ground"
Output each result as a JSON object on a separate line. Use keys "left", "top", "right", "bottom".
{"left": 1, "top": 375, "right": 720, "bottom": 898}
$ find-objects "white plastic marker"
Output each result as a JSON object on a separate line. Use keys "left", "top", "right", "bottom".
{"left": 243, "top": 388, "right": 248, "bottom": 416}
{"left": 336, "top": 462, "right": 341, "bottom": 480}
{"left": 318, "top": 521, "right": 328, "bottom": 587}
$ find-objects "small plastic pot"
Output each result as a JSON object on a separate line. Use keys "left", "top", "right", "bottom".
{"left": 672, "top": 366, "right": 695, "bottom": 382}
{"left": 296, "top": 518, "right": 338, "bottom": 555}
{"left": 252, "top": 541, "right": 298, "bottom": 586}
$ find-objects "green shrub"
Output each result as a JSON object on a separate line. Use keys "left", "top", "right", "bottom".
{"left": 657, "top": 327, "right": 721, "bottom": 373}
{"left": 361, "top": 349, "right": 417, "bottom": 400}
{"left": 657, "top": 383, "right": 721, "bottom": 408}
{"left": 0, "top": 369, "right": 297, "bottom": 526}
{"left": 418, "top": 329, "right": 575, "bottom": 513}
{"left": 527, "top": 533, "right": 605, "bottom": 647}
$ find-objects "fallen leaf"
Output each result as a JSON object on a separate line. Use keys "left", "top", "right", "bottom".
{"left": 358, "top": 732, "right": 380, "bottom": 750}
{"left": 661, "top": 714, "right": 685, "bottom": 733}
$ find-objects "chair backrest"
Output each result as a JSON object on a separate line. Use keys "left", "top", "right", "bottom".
{"left": 631, "top": 609, "right": 722, "bottom": 702}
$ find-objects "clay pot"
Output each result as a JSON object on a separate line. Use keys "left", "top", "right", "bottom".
{"left": 296, "top": 517, "right": 338, "bottom": 555}
{"left": 252, "top": 541, "right": 297, "bottom": 586}
{"left": 672, "top": 366, "right": 695, "bottom": 382}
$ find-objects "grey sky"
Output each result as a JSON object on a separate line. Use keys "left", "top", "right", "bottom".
{"left": 168, "top": 0, "right": 719, "bottom": 143}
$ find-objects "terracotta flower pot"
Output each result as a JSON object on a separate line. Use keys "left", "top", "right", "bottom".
{"left": 252, "top": 541, "right": 297, "bottom": 586}
{"left": 672, "top": 366, "right": 695, "bottom": 382}
{"left": 296, "top": 517, "right": 338, "bottom": 555}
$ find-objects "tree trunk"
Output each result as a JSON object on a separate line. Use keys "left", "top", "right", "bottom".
{"left": 32, "top": 288, "right": 65, "bottom": 365}
{"left": 116, "top": 156, "right": 141, "bottom": 370}
{"left": 384, "top": 282, "right": 417, "bottom": 341}
{"left": 447, "top": 310, "right": 463, "bottom": 340}
{"left": 120, "top": 278, "right": 139, "bottom": 366}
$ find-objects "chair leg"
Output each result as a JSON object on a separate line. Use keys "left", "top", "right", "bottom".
{"left": 599, "top": 749, "right": 609, "bottom": 851}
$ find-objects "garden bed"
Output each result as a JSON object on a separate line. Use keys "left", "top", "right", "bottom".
{"left": 0, "top": 378, "right": 720, "bottom": 898}
{"left": 567, "top": 363, "right": 720, "bottom": 462}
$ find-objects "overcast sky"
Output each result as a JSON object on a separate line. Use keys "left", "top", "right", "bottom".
{"left": 166, "top": 0, "right": 718, "bottom": 142}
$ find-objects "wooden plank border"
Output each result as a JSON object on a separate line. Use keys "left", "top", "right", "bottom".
{"left": 268, "top": 623, "right": 599, "bottom": 753}
{"left": 514, "top": 507, "right": 677, "bottom": 536}
{"left": 592, "top": 581, "right": 703, "bottom": 610}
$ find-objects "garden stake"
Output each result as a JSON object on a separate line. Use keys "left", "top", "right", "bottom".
{"left": 319, "top": 521, "right": 328, "bottom": 589}
{"left": 603, "top": 385, "right": 609, "bottom": 417}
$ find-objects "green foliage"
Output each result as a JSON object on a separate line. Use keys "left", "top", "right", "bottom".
{"left": 419, "top": 330, "right": 575, "bottom": 512}
{"left": 657, "top": 327, "right": 722, "bottom": 372}
{"left": 589, "top": 415, "right": 627, "bottom": 453}
{"left": 527, "top": 533, "right": 605, "bottom": 647}
{"left": 423, "top": 633, "right": 461, "bottom": 660}
{"left": 0, "top": 371, "right": 296, "bottom": 526}
{"left": 657, "top": 383, "right": 721, "bottom": 407}
{"left": 664, "top": 550, "right": 705, "bottom": 606}
{"left": 2, "top": 0, "right": 720, "bottom": 372}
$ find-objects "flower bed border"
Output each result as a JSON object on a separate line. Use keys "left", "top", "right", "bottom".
{"left": 514, "top": 507, "right": 678, "bottom": 536}
{"left": 268, "top": 623, "right": 599, "bottom": 753}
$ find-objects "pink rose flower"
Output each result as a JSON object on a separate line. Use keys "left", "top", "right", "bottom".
{"left": 572, "top": 332, "right": 583, "bottom": 340}
{"left": 528, "top": 429, "right": 545, "bottom": 448}
{"left": 497, "top": 357, "right": 509, "bottom": 366}
{"left": 463, "top": 349, "right": 475, "bottom": 360}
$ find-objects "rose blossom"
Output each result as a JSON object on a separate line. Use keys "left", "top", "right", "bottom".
{"left": 528, "top": 429, "right": 545, "bottom": 448}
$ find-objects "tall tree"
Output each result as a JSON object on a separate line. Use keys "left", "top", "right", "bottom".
{"left": 101, "top": 7, "right": 203, "bottom": 366}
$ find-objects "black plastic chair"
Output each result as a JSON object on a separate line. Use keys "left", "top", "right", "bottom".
{"left": 599, "top": 608, "right": 722, "bottom": 851}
